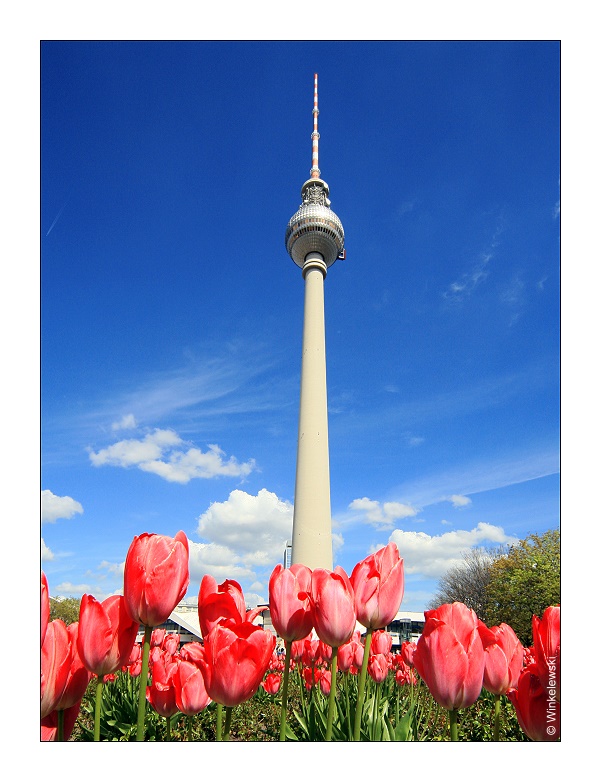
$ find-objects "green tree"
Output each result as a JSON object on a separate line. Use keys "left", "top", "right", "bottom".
{"left": 485, "top": 529, "right": 560, "bottom": 646}
{"left": 428, "top": 546, "right": 507, "bottom": 624}
{"left": 49, "top": 596, "right": 81, "bottom": 625}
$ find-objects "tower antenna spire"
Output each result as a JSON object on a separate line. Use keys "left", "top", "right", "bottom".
{"left": 310, "top": 73, "right": 320, "bottom": 179}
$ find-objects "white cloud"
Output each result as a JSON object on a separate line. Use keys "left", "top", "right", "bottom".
{"left": 41, "top": 538, "right": 54, "bottom": 561}
{"left": 389, "top": 522, "right": 518, "bottom": 579}
{"left": 197, "top": 489, "right": 293, "bottom": 568}
{"left": 41, "top": 490, "right": 84, "bottom": 523}
{"left": 89, "top": 429, "right": 255, "bottom": 483}
{"left": 188, "top": 541, "right": 255, "bottom": 584}
{"left": 98, "top": 560, "right": 124, "bottom": 577}
{"left": 54, "top": 581, "right": 93, "bottom": 597}
{"left": 348, "top": 497, "right": 418, "bottom": 530}
{"left": 448, "top": 494, "right": 472, "bottom": 508}
{"left": 112, "top": 413, "right": 137, "bottom": 431}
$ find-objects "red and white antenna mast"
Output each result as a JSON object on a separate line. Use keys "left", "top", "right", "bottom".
{"left": 310, "top": 73, "right": 320, "bottom": 179}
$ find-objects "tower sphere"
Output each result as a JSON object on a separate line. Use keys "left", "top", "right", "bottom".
{"left": 285, "top": 178, "right": 345, "bottom": 269}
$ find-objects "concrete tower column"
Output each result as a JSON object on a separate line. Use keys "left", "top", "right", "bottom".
{"left": 291, "top": 252, "right": 332, "bottom": 569}
{"left": 284, "top": 74, "right": 345, "bottom": 572}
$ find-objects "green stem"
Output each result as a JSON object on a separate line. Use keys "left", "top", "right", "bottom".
{"left": 449, "top": 708, "right": 459, "bottom": 741}
{"left": 187, "top": 715, "right": 193, "bottom": 742}
{"left": 94, "top": 677, "right": 104, "bottom": 741}
{"left": 279, "top": 641, "right": 292, "bottom": 741}
{"left": 57, "top": 709, "right": 64, "bottom": 742}
{"left": 135, "top": 625, "right": 152, "bottom": 742}
{"left": 344, "top": 673, "right": 352, "bottom": 740}
{"left": 223, "top": 706, "right": 233, "bottom": 741}
{"left": 494, "top": 694, "right": 501, "bottom": 741}
{"left": 352, "top": 628, "right": 373, "bottom": 741}
{"left": 165, "top": 714, "right": 171, "bottom": 741}
{"left": 216, "top": 703, "right": 223, "bottom": 741}
{"left": 325, "top": 647, "right": 338, "bottom": 741}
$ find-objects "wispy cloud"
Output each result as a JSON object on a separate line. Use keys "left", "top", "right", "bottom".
{"left": 388, "top": 445, "right": 559, "bottom": 509}
{"left": 443, "top": 221, "right": 504, "bottom": 303}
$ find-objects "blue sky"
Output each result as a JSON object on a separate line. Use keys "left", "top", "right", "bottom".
{"left": 40, "top": 40, "right": 560, "bottom": 613}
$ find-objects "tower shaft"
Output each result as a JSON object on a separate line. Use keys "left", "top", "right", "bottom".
{"left": 291, "top": 254, "right": 333, "bottom": 570}
{"left": 285, "top": 75, "right": 344, "bottom": 571}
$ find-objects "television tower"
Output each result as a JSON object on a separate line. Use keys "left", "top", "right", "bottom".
{"left": 285, "top": 74, "right": 345, "bottom": 570}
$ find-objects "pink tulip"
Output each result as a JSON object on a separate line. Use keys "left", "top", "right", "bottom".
{"left": 310, "top": 567, "right": 357, "bottom": 649}
{"left": 532, "top": 605, "right": 560, "bottom": 702}
{"left": 77, "top": 594, "right": 139, "bottom": 678}
{"left": 371, "top": 629, "right": 393, "bottom": 656}
{"left": 338, "top": 633, "right": 362, "bottom": 673}
{"left": 146, "top": 652, "right": 179, "bottom": 718}
{"left": 53, "top": 623, "right": 92, "bottom": 713}
{"left": 413, "top": 602, "right": 485, "bottom": 711}
{"left": 198, "top": 575, "right": 266, "bottom": 638}
{"left": 41, "top": 572, "right": 50, "bottom": 647}
{"left": 151, "top": 628, "right": 166, "bottom": 647}
{"left": 268, "top": 563, "right": 314, "bottom": 642}
{"left": 368, "top": 652, "right": 389, "bottom": 684}
{"left": 395, "top": 662, "right": 417, "bottom": 686}
{"left": 126, "top": 643, "right": 143, "bottom": 677}
{"left": 123, "top": 531, "right": 189, "bottom": 627}
{"left": 350, "top": 542, "right": 404, "bottom": 630}
{"left": 41, "top": 619, "right": 74, "bottom": 718}
{"left": 198, "top": 622, "right": 276, "bottom": 708}
{"left": 175, "top": 658, "right": 211, "bottom": 715}
{"left": 478, "top": 622, "right": 524, "bottom": 695}
{"left": 300, "top": 637, "right": 322, "bottom": 667}
{"left": 401, "top": 640, "right": 417, "bottom": 668}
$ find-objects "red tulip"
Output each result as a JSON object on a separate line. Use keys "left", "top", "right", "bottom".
{"left": 507, "top": 667, "right": 560, "bottom": 741}
{"left": 262, "top": 673, "right": 282, "bottom": 695}
{"left": 77, "top": 594, "right": 139, "bottom": 678}
{"left": 163, "top": 633, "right": 180, "bottom": 656}
{"left": 198, "top": 575, "right": 265, "bottom": 638}
{"left": 532, "top": 605, "right": 560, "bottom": 702}
{"left": 198, "top": 622, "right": 276, "bottom": 708}
{"left": 175, "top": 658, "right": 211, "bottom": 715}
{"left": 338, "top": 633, "right": 362, "bottom": 673}
{"left": 311, "top": 567, "right": 357, "bottom": 649}
{"left": 303, "top": 666, "right": 322, "bottom": 691}
{"left": 319, "top": 670, "right": 332, "bottom": 696}
{"left": 179, "top": 641, "right": 206, "bottom": 665}
{"left": 123, "top": 531, "right": 189, "bottom": 627}
{"left": 401, "top": 640, "right": 417, "bottom": 668}
{"left": 126, "top": 643, "right": 143, "bottom": 677}
{"left": 395, "top": 662, "right": 417, "bottom": 686}
{"left": 413, "top": 602, "right": 485, "bottom": 711}
{"left": 41, "top": 572, "right": 50, "bottom": 647}
{"left": 478, "top": 622, "right": 524, "bottom": 695}
{"left": 367, "top": 652, "right": 389, "bottom": 684}
{"left": 146, "top": 652, "right": 179, "bottom": 718}
{"left": 54, "top": 623, "right": 92, "bottom": 712}
{"left": 350, "top": 542, "right": 404, "bottom": 630}
{"left": 41, "top": 619, "right": 74, "bottom": 718}
{"left": 41, "top": 700, "right": 82, "bottom": 741}
{"left": 268, "top": 563, "right": 314, "bottom": 642}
